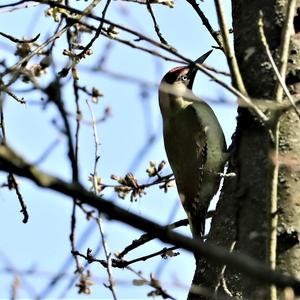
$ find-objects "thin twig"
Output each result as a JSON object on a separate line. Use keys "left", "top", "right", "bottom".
{"left": 186, "top": 0, "right": 223, "bottom": 49}
{"left": 0, "top": 96, "right": 6, "bottom": 144}
{"left": 118, "top": 0, "right": 174, "bottom": 6}
{"left": 0, "top": 95, "right": 27, "bottom": 223}
{"left": 78, "top": 19, "right": 180, "bottom": 62}
{"left": 214, "top": 0, "right": 247, "bottom": 95}
{"left": 96, "top": 215, "right": 118, "bottom": 300}
{"left": 75, "top": 247, "right": 178, "bottom": 298}
{"left": 73, "top": 80, "right": 81, "bottom": 168}
{"left": 0, "top": 0, "right": 30, "bottom": 9}
{"left": 77, "top": 0, "right": 110, "bottom": 59}
{"left": 269, "top": 130, "right": 280, "bottom": 300}
{"left": 80, "top": 21, "right": 229, "bottom": 77}
{"left": 68, "top": 0, "right": 107, "bottom": 279}
{"left": 0, "top": 32, "right": 40, "bottom": 44}
{"left": 0, "top": 85, "right": 26, "bottom": 104}
{"left": 87, "top": 100, "right": 117, "bottom": 299}
{"left": 258, "top": 12, "right": 300, "bottom": 120}
{"left": 70, "top": 200, "right": 82, "bottom": 273}
{"left": 117, "top": 218, "right": 188, "bottom": 259}
{"left": 70, "top": 83, "right": 82, "bottom": 276}
{"left": 2, "top": 25, "right": 69, "bottom": 79}
{"left": 259, "top": 5, "right": 296, "bottom": 300}
{"left": 0, "top": 1, "right": 39, "bottom": 13}
{"left": 146, "top": 0, "right": 169, "bottom": 45}
{"left": 276, "top": 0, "right": 297, "bottom": 101}
{"left": 121, "top": 246, "right": 179, "bottom": 266}
{"left": 8, "top": 173, "right": 29, "bottom": 223}
{"left": 75, "top": 246, "right": 179, "bottom": 268}
{"left": 214, "top": 241, "right": 236, "bottom": 297}
{"left": 118, "top": 212, "right": 212, "bottom": 260}
{"left": 2, "top": 0, "right": 101, "bottom": 80}
{"left": 61, "top": 15, "right": 83, "bottom": 278}
{"left": 48, "top": 80, "right": 78, "bottom": 179}
{"left": 86, "top": 99, "right": 101, "bottom": 190}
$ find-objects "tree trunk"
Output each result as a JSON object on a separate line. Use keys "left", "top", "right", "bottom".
{"left": 188, "top": 1, "right": 300, "bottom": 299}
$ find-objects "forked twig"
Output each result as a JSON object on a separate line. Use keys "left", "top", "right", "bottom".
{"left": 186, "top": 0, "right": 223, "bottom": 49}
{"left": 146, "top": 0, "right": 169, "bottom": 45}
{"left": 258, "top": 12, "right": 300, "bottom": 120}
{"left": 276, "top": 0, "right": 297, "bottom": 101}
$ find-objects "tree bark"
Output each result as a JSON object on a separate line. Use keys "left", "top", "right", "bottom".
{"left": 189, "top": 1, "right": 300, "bottom": 299}
{"left": 276, "top": 6, "right": 300, "bottom": 298}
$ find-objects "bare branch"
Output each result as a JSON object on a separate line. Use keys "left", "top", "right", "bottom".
{"left": 30, "top": 0, "right": 263, "bottom": 116}
{"left": 214, "top": 0, "right": 247, "bottom": 95}
{"left": 1, "top": 144, "right": 300, "bottom": 294}
{"left": 118, "top": 0, "right": 174, "bottom": 6}
{"left": 96, "top": 215, "right": 118, "bottom": 300}
{"left": 146, "top": 0, "right": 169, "bottom": 45}
{"left": 2, "top": 0, "right": 261, "bottom": 127}
{"left": 0, "top": 1, "right": 29, "bottom": 9}
{"left": 0, "top": 85, "right": 26, "bottom": 104}
{"left": 258, "top": 12, "right": 300, "bottom": 120}
{"left": 214, "top": 241, "right": 236, "bottom": 297}
{"left": 117, "top": 219, "right": 188, "bottom": 259}
{"left": 8, "top": 173, "right": 29, "bottom": 223}
{"left": 186, "top": 0, "right": 223, "bottom": 49}
{"left": 2, "top": 25, "right": 69, "bottom": 79}
{"left": 77, "top": 0, "right": 110, "bottom": 59}
{"left": 276, "top": 0, "right": 297, "bottom": 101}
{"left": 0, "top": 0, "right": 40, "bottom": 13}
{"left": 0, "top": 32, "right": 40, "bottom": 44}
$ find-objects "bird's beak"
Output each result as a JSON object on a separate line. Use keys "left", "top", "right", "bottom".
{"left": 187, "top": 49, "right": 213, "bottom": 89}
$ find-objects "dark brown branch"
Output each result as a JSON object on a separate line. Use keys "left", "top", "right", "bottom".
{"left": 46, "top": 80, "right": 78, "bottom": 181}
{"left": 74, "top": 245, "right": 178, "bottom": 269}
{"left": 0, "top": 1, "right": 28, "bottom": 8}
{"left": 0, "top": 32, "right": 40, "bottom": 44}
{"left": 75, "top": 19, "right": 183, "bottom": 64}
{"left": 73, "top": 248, "right": 176, "bottom": 299}
{"left": 117, "top": 213, "right": 215, "bottom": 259}
{"left": 117, "top": 218, "right": 188, "bottom": 259}
{"left": 0, "top": 96, "right": 6, "bottom": 144}
{"left": 65, "top": 15, "right": 83, "bottom": 278}
{"left": 146, "top": 0, "right": 169, "bottom": 45}
{"left": 119, "top": 0, "right": 174, "bottom": 5}
{"left": 1, "top": 144, "right": 300, "bottom": 294}
{"left": 119, "top": 246, "right": 179, "bottom": 266}
{"left": 0, "top": 85, "right": 26, "bottom": 104}
{"left": 8, "top": 173, "right": 29, "bottom": 223}
{"left": 76, "top": 0, "right": 112, "bottom": 59}
{"left": 186, "top": 0, "right": 223, "bottom": 49}
{"left": 13, "top": 0, "right": 258, "bottom": 113}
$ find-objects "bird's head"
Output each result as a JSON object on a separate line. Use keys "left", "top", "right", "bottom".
{"left": 159, "top": 50, "right": 213, "bottom": 93}
{"left": 159, "top": 50, "right": 212, "bottom": 116}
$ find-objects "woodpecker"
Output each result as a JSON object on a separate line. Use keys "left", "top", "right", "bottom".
{"left": 159, "top": 50, "right": 227, "bottom": 238}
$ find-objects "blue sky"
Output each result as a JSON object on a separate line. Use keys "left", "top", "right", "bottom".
{"left": 0, "top": 1, "right": 236, "bottom": 299}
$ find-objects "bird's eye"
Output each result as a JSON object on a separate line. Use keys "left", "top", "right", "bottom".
{"left": 181, "top": 75, "right": 188, "bottom": 81}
